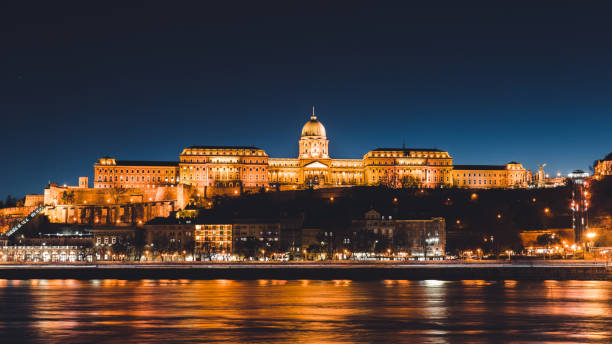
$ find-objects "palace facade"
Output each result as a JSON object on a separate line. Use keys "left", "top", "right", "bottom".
{"left": 93, "top": 110, "right": 528, "bottom": 194}
{"left": 452, "top": 163, "right": 529, "bottom": 189}
{"left": 594, "top": 152, "right": 612, "bottom": 178}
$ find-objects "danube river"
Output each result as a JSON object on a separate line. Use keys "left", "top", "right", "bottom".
{"left": 0, "top": 279, "right": 610, "bottom": 343}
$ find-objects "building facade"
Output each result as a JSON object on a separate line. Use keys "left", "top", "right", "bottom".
{"left": 195, "top": 224, "right": 233, "bottom": 253}
{"left": 594, "top": 153, "right": 612, "bottom": 178}
{"left": 180, "top": 146, "right": 269, "bottom": 194}
{"left": 233, "top": 220, "right": 281, "bottom": 246}
{"left": 351, "top": 209, "right": 446, "bottom": 257}
{"left": 91, "top": 110, "right": 529, "bottom": 193}
{"left": 452, "top": 162, "right": 529, "bottom": 189}
{"left": 94, "top": 158, "right": 180, "bottom": 189}
{"left": 0, "top": 245, "right": 92, "bottom": 263}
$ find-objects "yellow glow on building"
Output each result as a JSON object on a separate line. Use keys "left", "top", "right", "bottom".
{"left": 91, "top": 111, "right": 530, "bottom": 194}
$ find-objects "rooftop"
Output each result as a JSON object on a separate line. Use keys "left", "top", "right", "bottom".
{"left": 186, "top": 145, "right": 262, "bottom": 150}
{"left": 453, "top": 165, "right": 507, "bottom": 171}
{"left": 371, "top": 148, "right": 444, "bottom": 152}
{"left": 115, "top": 160, "right": 178, "bottom": 167}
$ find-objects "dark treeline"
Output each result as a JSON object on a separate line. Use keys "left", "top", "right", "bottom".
{"left": 590, "top": 176, "right": 612, "bottom": 218}
{"left": 0, "top": 195, "right": 24, "bottom": 208}
{"left": 196, "top": 186, "right": 573, "bottom": 254}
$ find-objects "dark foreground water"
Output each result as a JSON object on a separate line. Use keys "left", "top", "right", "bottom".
{"left": 0, "top": 279, "right": 610, "bottom": 343}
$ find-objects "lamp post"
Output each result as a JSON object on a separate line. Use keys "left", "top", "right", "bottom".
{"left": 585, "top": 232, "right": 597, "bottom": 259}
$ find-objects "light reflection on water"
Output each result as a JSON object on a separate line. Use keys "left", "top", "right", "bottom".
{"left": 0, "top": 279, "right": 610, "bottom": 343}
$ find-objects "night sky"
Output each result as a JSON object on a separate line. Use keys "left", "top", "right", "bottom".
{"left": 1, "top": 1, "right": 611, "bottom": 199}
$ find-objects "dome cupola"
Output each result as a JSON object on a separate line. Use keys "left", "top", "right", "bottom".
{"left": 301, "top": 107, "right": 326, "bottom": 138}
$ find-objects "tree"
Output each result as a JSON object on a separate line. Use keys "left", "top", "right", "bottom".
{"left": 111, "top": 240, "right": 130, "bottom": 261}
{"left": 60, "top": 190, "right": 76, "bottom": 205}
{"left": 4, "top": 195, "right": 17, "bottom": 208}
{"left": 374, "top": 236, "right": 392, "bottom": 254}
{"left": 381, "top": 168, "right": 400, "bottom": 189}
{"left": 151, "top": 234, "right": 171, "bottom": 261}
{"left": 197, "top": 241, "right": 213, "bottom": 261}
{"left": 107, "top": 187, "right": 127, "bottom": 204}
{"left": 234, "top": 237, "right": 266, "bottom": 260}
{"left": 401, "top": 175, "right": 421, "bottom": 189}
{"left": 536, "top": 233, "right": 561, "bottom": 259}
{"left": 305, "top": 175, "right": 319, "bottom": 189}
{"left": 306, "top": 243, "right": 323, "bottom": 259}
{"left": 354, "top": 230, "right": 385, "bottom": 255}
{"left": 315, "top": 231, "right": 335, "bottom": 259}
{"left": 133, "top": 229, "right": 146, "bottom": 261}
{"left": 536, "top": 233, "right": 561, "bottom": 247}
{"left": 182, "top": 234, "right": 195, "bottom": 258}
{"left": 590, "top": 176, "right": 612, "bottom": 219}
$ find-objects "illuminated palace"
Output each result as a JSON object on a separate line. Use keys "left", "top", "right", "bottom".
{"left": 93, "top": 109, "right": 529, "bottom": 195}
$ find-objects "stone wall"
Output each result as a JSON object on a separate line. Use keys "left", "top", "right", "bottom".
{"left": 44, "top": 201, "right": 176, "bottom": 226}
{"left": 25, "top": 195, "right": 44, "bottom": 207}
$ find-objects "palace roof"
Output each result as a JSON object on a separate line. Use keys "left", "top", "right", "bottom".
{"left": 186, "top": 145, "right": 262, "bottom": 150}
{"left": 372, "top": 148, "right": 444, "bottom": 152}
{"left": 453, "top": 164, "right": 506, "bottom": 170}
{"left": 114, "top": 160, "right": 178, "bottom": 167}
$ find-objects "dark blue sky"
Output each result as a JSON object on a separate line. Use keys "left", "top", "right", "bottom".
{"left": 1, "top": 1, "right": 611, "bottom": 198}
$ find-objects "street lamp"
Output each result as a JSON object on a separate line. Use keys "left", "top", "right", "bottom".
{"left": 585, "top": 232, "right": 597, "bottom": 259}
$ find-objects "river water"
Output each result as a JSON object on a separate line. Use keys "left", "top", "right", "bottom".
{"left": 0, "top": 279, "right": 610, "bottom": 343}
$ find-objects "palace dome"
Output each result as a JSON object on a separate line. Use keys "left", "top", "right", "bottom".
{"left": 301, "top": 114, "right": 326, "bottom": 138}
